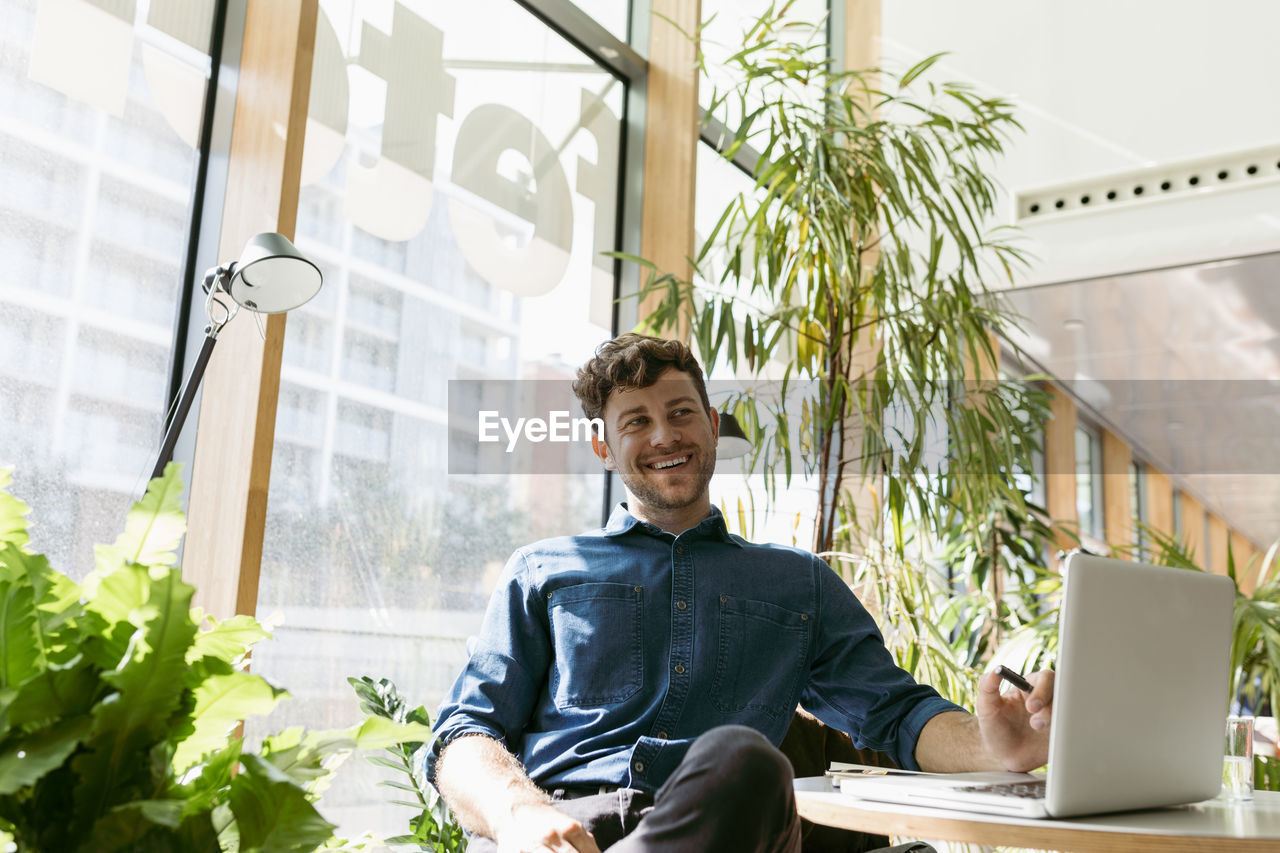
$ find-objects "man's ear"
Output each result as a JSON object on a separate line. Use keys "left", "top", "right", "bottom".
{"left": 708, "top": 406, "right": 720, "bottom": 448}
{"left": 591, "top": 432, "right": 617, "bottom": 471}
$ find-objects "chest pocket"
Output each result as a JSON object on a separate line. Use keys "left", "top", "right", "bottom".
{"left": 711, "top": 594, "right": 810, "bottom": 719}
{"left": 547, "top": 582, "right": 643, "bottom": 709}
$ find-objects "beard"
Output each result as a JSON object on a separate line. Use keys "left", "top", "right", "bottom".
{"left": 616, "top": 448, "right": 717, "bottom": 512}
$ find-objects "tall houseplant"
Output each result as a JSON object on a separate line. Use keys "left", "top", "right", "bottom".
{"left": 632, "top": 5, "right": 1048, "bottom": 563}
{"left": 0, "top": 466, "right": 429, "bottom": 851}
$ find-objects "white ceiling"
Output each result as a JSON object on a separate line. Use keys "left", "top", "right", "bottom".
{"left": 880, "top": 0, "right": 1280, "bottom": 549}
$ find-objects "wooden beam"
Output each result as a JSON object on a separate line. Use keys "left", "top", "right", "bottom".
{"left": 1178, "top": 492, "right": 1206, "bottom": 569}
{"left": 183, "top": 0, "right": 318, "bottom": 619}
{"left": 1145, "top": 468, "right": 1174, "bottom": 541}
{"left": 843, "top": 0, "right": 882, "bottom": 75}
{"left": 1100, "top": 429, "right": 1132, "bottom": 558}
{"left": 1233, "top": 531, "right": 1260, "bottom": 595}
{"left": 1207, "top": 513, "right": 1230, "bottom": 577}
{"left": 638, "top": 0, "right": 700, "bottom": 329}
{"left": 963, "top": 329, "right": 1000, "bottom": 386}
{"left": 1043, "top": 384, "right": 1078, "bottom": 551}
{"left": 829, "top": 0, "right": 883, "bottom": 554}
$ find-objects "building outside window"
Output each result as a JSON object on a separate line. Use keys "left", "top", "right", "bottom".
{"left": 1130, "top": 459, "right": 1147, "bottom": 558}
{"left": 0, "top": 0, "right": 217, "bottom": 576}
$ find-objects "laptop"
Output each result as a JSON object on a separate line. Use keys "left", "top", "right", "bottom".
{"left": 833, "top": 553, "right": 1235, "bottom": 818}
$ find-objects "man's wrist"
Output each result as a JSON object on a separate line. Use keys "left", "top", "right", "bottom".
{"left": 505, "top": 786, "right": 551, "bottom": 815}
{"left": 916, "top": 710, "right": 1002, "bottom": 772}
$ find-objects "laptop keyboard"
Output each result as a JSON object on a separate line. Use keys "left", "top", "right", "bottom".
{"left": 956, "top": 779, "right": 1047, "bottom": 799}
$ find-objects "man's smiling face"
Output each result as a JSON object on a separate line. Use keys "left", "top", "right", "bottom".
{"left": 592, "top": 368, "right": 719, "bottom": 527}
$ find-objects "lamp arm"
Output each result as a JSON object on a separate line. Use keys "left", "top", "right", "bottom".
{"left": 149, "top": 330, "right": 219, "bottom": 483}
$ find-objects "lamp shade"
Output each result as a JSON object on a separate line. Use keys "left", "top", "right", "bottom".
{"left": 717, "top": 411, "right": 751, "bottom": 459}
{"left": 225, "top": 232, "right": 323, "bottom": 313}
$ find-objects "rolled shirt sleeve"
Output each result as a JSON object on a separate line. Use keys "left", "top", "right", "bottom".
{"left": 801, "top": 556, "right": 965, "bottom": 771}
{"left": 425, "top": 550, "right": 548, "bottom": 784}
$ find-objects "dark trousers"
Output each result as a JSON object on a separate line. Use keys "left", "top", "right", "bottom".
{"left": 467, "top": 725, "right": 801, "bottom": 852}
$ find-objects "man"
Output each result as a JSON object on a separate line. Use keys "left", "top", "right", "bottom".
{"left": 427, "top": 333, "right": 1054, "bottom": 853}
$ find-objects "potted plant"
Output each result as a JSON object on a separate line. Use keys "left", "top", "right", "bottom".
{"left": 630, "top": 6, "right": 1048, "bottom": 562}
{"left": 0, "top": 465, "right": 430, "bottom": 851}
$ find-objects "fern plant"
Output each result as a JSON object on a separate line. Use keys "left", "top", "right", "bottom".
{"left": 0, "top": 465, "right": 430, "bottom": 852}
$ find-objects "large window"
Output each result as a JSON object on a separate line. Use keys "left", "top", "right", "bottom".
{"left": 1074, "top": 425, "right": 1103, "bottom": 542}
{"left": 1130, "top": 459, "right": 1147, "bottom": 557}
{"left": 0, "top": 0, "right": 216, "bottom": 575}
{"left": 694, "top": 1, "right": 829, "bottom": 548}
{"left": 250, "top": 0, "right": 628, "bottom": 835}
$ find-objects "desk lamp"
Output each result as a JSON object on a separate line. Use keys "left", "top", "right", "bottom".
{"left": 149, "top": 232, "right": 322, "bottom": 482}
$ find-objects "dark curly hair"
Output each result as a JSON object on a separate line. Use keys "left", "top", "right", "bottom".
{"left": 572, "top": 333, "right": 711, "bottom": 423}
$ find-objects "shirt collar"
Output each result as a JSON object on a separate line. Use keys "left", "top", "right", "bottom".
{"left": 603, "top": 503, "right": 743, "bottom": 547}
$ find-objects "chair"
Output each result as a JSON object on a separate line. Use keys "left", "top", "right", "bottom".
{"left": 779, "top": 708, "right": 897, "bottom": 853}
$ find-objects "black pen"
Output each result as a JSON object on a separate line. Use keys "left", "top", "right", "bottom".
{"left": 994, "top": 664, "right": 1033, "bottom": 694}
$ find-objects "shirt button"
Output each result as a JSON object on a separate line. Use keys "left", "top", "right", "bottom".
{"left": 676, "top": 600, "right": 687, "bottom": 610}
{"left": 674, "top": 664, "right": 686, "bottom": 674}
{"left": 675, "top": 545, "right": 685, "bottom": 555}
{"left": 657, "top": 731, "right": 668, "bottom": 739}
{"left": 801, "top": 613, "right": 809, "bottom": 621}
{"left": 634, "top": 761, "right": 645, "bottom": 772}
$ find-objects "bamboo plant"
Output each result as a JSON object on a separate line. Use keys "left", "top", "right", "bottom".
{"left": 628, "top": 4, "right": 1049, "bottom": 562}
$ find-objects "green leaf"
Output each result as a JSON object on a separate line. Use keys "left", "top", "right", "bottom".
{"left": 259, "top": 726, "right": 343, "bottom": 794}
{"left": 93, "top": 462, "right": 187, "bottom": 577}
{"left": 349, "top": 716, "right": 433, "bottom": 751}
{"left": 74, "top": 566, "right": 198, "bottom": 825}
{"left": 188, "top": 613, "right": 272, "bottom": 665}
{"left": 228, "top": 753, "right": 336, "bottom": 853}
{"left": 173, "top": 669, "right": 285, "bottom": 774}
{"left": 171, "top": 739, "right": 243, "bottom": 817}
{"left": 898, "top": 52, "right": 945, "bottom": 89}
{"left": 0, "top": 469, "right": 30, "bottom": 549}
{"left": 82, "top": 560, "right": 149, "bottom": 667}
{"left": 0, "top": 715, "right": 91, "bottom": 794}
{"left": 83, "top": 798, "right": 187, "bottom": 853}
{"left": 0, "top": 551, "right": 42, "bottom": 690}
{"left": 8, "top": 660, "right": 98, "bottom": 730}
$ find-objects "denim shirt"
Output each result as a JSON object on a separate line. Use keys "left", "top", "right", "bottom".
{"left": 426, "top": 504, "right": 963, "bottom": 793}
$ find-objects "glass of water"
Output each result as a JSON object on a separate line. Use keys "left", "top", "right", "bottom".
{"left": 1223, "top": 715, "right": 1254, "bottom": 801}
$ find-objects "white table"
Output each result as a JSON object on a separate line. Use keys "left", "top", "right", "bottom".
{"left": 795, "top": 776, "right": 1280, "bottom": 852}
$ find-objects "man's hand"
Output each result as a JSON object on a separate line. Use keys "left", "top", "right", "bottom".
{"left": 975, "top": 668, "right": 1054, "bottom": 772}
{"left": 496, "top": 802, "right": 601, "bottom": 853}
